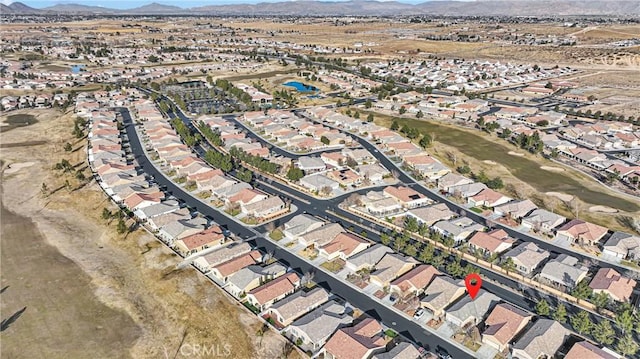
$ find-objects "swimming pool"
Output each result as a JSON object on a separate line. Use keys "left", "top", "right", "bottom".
{"left": 283, "top": 81, "right": 319, "bottom": 93}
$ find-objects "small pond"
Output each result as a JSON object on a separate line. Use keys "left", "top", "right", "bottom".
{"left": 283, "top": 81, "right": 319, "bottom": 93}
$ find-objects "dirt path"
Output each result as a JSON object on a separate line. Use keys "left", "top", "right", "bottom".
{"left": 0, "top": 108, "right": 296, "bottom": 359}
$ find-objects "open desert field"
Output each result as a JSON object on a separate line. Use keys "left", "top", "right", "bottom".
{"left": 0, "top": 108, "right": 298, "bottom": 359}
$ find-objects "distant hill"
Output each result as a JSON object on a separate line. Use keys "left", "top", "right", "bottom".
{"left": 1, "top": 1, "right": 42, "bottom": 14}
{"left": 2, "top": 0, "right": 639, "bottom": 16}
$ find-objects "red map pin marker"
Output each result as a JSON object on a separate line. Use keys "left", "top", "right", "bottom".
{"left": 465, "top": 273, "right": 482, "bottom": 300}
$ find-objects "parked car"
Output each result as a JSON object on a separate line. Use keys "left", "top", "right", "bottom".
{"left": 435, "top": 346, "right": 452, "bottom": 359}
{"left": 413, "top": 308, "right": 424, "bottom": 319}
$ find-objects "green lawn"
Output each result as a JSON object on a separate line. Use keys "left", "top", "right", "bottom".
{"left": 269, "top": 229, "right": 284, "bottom": 241}
{"left": 384, "top": 329, "right": 398, "bottom": 338}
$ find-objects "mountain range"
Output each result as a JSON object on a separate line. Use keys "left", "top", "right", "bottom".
{"left": 2, "top": 0, "right": 639, "bottom": 16}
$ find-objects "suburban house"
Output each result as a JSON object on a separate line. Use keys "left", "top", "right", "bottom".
{"left": 482, "top": 303, "right": 532, "bottom": 352}
{"left": 468, "top": 188, "right": 512, "bottom": 208}
{"left": 283, "top": 214, "right": 326, "bottom": 240}
{"left": 209, "top": 250, "right": 263, "bottom": 283}
{"left": 493, "top": 199, "right": 537, "bottom": 219}
{"left": 157, "top": 217, "right": 208, "bottom": 243}
{"left": 297, "top": 156, "right": 327, "bottom": 173}
{"left": 319, "top": 318, "right": 386, "bottom": 359}
{"left": 264, "top": 287, "right": 330, "bottom": 327}
{"left": 245, "top": 271, "right": 301, "bottom": 311}
{"left": 468, "top": 229, "right": 516, "bottom": 257}
{"left": 371, "top": 342, "right": 421, "bottom": 359}
{"left": 124, "top": 192, "right": 165, "bottom": 211}
{"left": 174, "top": 225, "right": 225, "bottom": 255}
{"left": 134, "top": 199, "right": 181, "bottom": 222}
{"left": 146, "top": 208, "right": 191, "bottom": 232}
{"left": 298, "top": 223, "right": 345, "bottom": 248}
{"left": 360, "top": 191, "right": 403, "bottom": 217}
{"left": 602, "top": 231, "right": 640, "bottom": 260}
{"left": 227, "top": 188, "right": 268, "bottom": 207}
{"left": 447, "top": 182, "right": 488, "bottom": 199}
{"left": 389, "top": 265, "right": 441, "bottom": 299}
{"left": 511, "top": 319, "right": 569, "bottom": 359}
{"left": 405, "top": 203, "right": 457, "bottom": 227}
{"left": 588, "top": 268, "right": 637, "bottom": 302}
{"left": 431, "top": 216, "right": 483, "bottom": 243}
{"left": 345, "top": 244, "right": 394, "bottom": 273}
{"left": 555, "top": 219, "right": 608, "bottom": 246}
{"left": 521, "top": 209, "right": 567, "bottom": 234}
{"left": 369, "top": 253, "right": 418, "bottom": 288}
{"left": 538, "top": 254, "right": 588, "bottom": 291}
{"left": 420, "top": 276, "right": 466, "bottom": 317}
{"left": 242, "top": 196, "right": 287, "bottom": 219}
{"left": 193, "top": 242, "right": 253, "bottom": 273}
{"left": 300, "top": 173, "right": 340, "bottom": 193}
{"left": 285, "top": 300, "right": 352, "bottom": 353}
{"left": 383, "top": 186, "right": 431, "bottom": 209}
{"left": 225, "top": 263, "right": 287, "bottom": 299}
{"left": 502, "top": 242, "right": 550, "bottom": 275}
{"left": 318, "top": 233, "right": 370, "bottom": 261}
{"left": 565, "top": 341, "right": 619, "bottom": 359}
{"left": 437, "top": 173, "right": 474, "bottom": 192}
{"left": 445, "top": 289, "right": 501, "bottom": 328}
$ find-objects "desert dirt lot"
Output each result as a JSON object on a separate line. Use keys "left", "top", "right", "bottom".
{"left": 0, "top": 109, "right": 298, "bottom": 359}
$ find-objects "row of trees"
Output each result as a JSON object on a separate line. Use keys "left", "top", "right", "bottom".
{"left": 534, "top": 299, "right": 639, "bottom": 356}
{"left": 228, "top": 146, "right": 279, "bottom": 174}
{"left": 170, "top": 118, "right": 200, "bottom": 147}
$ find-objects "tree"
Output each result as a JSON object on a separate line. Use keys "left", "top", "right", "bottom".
{"left": 616, "top": 333, "right": 639, "bottom": 357}
{"left": 64, "top": 142, "right": 73, "bottom": 152}
{"left": 552, "top": 303, "right": 567, "bottom": 323}
{"left": 101, "top": 208, "right": 112, "bottom": 220}
{"left": 616, "top": 305, "right": 635, "bottom": 334}
{"left": 570, "top": 310, "right": 592, "bottom": 335}
{"left": 571, "top": 279, "right": 592, "bottom": 300}
{"left": 320, "top": 136, "right": 330, "bottom": 145}
{"left": 390, "top": 120, "right": 399, "bottom": 131}
{"left": 502, "top": 257, "right": 516, "bottom": 274}
{"left": 416, "top": 110, "right": 424, "bottom": 119}
{"left": 419, "top": 133, "right": 432, "bottom": 149}
{"left": 364, "top": 99, "right": 372, "bottom": 109}
{"left": 367, "top": 113, "right": 374, "bottom": 122}
{"left": 286, "top": 166, "right": 304, "bottom": 182}
{"left": 592, "top": 320, "right": 615, "bottom": 346}
{"left": 431, "top": 254, "right": 445, "bottom": 269}
{"left": 446, "top": 257, "right": 464, "bottom": 278}
{"left": 404, "top": 244, "right": 418, "bottom": 257}
{"left": 535, "top": 299, "right": 550, "bottom": 316}
{"left": 404, "top": 216, "right": 419, "bottom": 233}
{"left": 592, "top": 291, "right": 610, "bottom": 310}
{"left": 419, "top": 243, "right": 435, "bottom": 263}
{"left": 380, "top": 232, "right": 391, "bottom": 246}
{"left": 237, "top": 168, "right": 253, "bottom": 183}
{"left": 75, "top": 170, "right": 86, "bottom": 181}
{"left": 116, "top": 218, "right": 128, "bottom": 234}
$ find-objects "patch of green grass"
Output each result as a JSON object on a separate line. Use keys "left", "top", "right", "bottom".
{"left": 384, "top": 329, "right": 398, "bottom": 338}
{"left": 470, "top": 207, "right": 483, "bottom": 214}
{"left": 269, "top": 229, "right": 284, "bottom": 241}
{"left": 320, "top": 260, "right": 344, "bottom": 273}
{"left": 242, "top": 301, "right": 260, "bottom": 314}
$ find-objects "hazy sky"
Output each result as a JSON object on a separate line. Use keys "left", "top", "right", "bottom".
{"left": 6, "top": 0, "right": 433, "bottom": 8}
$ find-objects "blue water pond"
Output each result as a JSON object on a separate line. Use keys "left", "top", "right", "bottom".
{"left": 283, "top": 81, "right": 319, "bottom": 93}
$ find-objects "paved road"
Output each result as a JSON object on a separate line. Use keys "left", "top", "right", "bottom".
{"left": 250, "top": 236, "right": 474, "bottom": 359}
{"left": 119, "top": 106, "right": 476, "bottom": 357}
{"left": 161, "top": 92, "right": 634, "bottom": 319}
{"left": 292, "top": 110, "right": 636, "bottom": 275}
